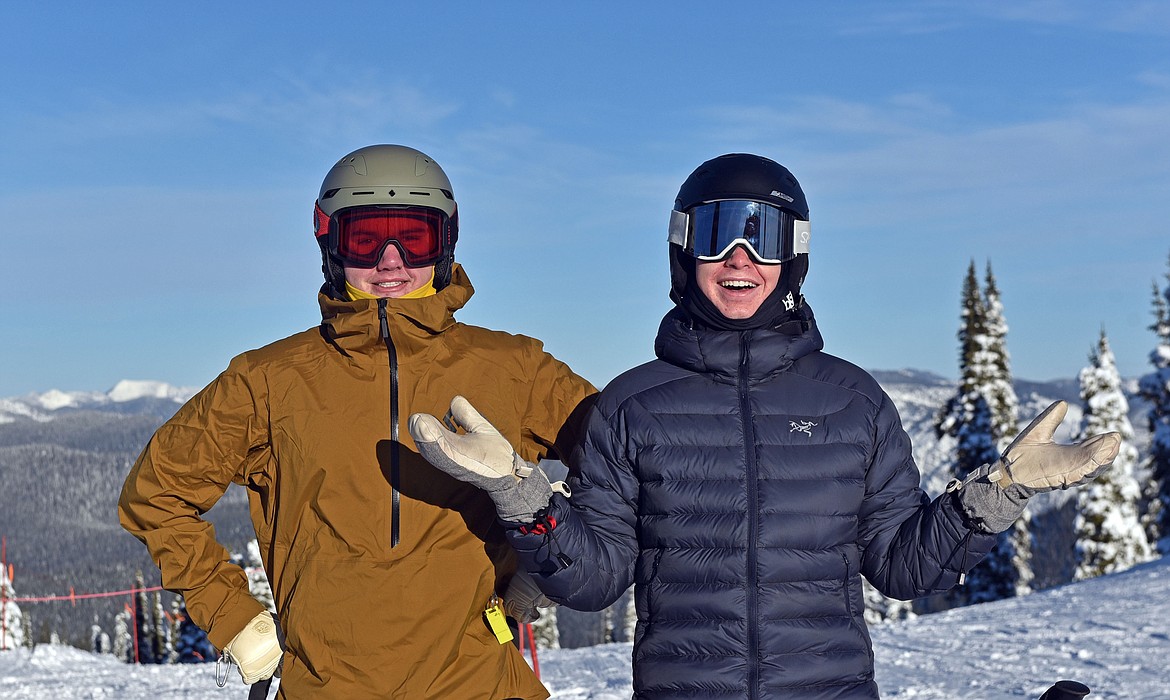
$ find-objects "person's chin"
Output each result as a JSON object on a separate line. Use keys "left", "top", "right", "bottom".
{"left": 714, "top": 295, "right": 763, "bottom": 319}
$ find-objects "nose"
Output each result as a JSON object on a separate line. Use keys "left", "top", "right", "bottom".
{"left": 375, "top": 242, "right": 407, "bottom": 270}
{"left": 724, "top": 245, "right": 753, "bottom": 267}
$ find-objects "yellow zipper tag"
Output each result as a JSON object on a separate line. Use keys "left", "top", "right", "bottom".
{"left": 484, "top": 594, "right": 513, "bottom": 645}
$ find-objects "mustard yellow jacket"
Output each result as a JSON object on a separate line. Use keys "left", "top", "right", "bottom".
{"left": 119, "top": 265, "right": 596, "bottom": 699}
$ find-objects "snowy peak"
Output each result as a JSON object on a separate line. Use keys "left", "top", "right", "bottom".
{"left": 107, "top": 380, "right": 192, "bottom": 403}
{"left": 31, "top": 388, "right": 105, "bottom": 411}
{"left": 0, "top": 381, "right": 198, "bottom": 424}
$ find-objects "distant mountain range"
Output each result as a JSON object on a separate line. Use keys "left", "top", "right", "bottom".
{"left": 0, "top": 373, "right": 1153, "bottom": 648}
{"left": 0, "top": 380, "right": 198, "bottom": 423}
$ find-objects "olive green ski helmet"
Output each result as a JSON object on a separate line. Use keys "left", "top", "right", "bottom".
{"left": 313, "top": 144, "right": 459, "bottom": 296}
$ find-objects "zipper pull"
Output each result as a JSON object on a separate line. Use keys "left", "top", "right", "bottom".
{"left": 377, "top": 299, "right": 390, "bottom": 339}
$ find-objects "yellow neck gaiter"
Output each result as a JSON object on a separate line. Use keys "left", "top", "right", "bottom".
{"left": 346, "top": 269, "right": 437, "bottom": 301}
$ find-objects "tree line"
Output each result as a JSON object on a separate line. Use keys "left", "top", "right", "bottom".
{"left": 869, "top": 253, "right": 1170, "bottom": 619}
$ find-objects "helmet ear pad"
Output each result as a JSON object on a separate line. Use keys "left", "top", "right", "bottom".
{"left": 319, "top": 242, "right": 349, "bottom": 300}
{"left": 433, "top": 254, "right": 453, "bottom": 291}
{"left": 668, "top": 243, "right": 693, "bottom": 307}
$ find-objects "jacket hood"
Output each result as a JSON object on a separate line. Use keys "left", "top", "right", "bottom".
{"left": 654, "top": 301, "right": 824, "bottom": 383}
{"left": 319, "top": 263, "right": 473, "bottom": 357}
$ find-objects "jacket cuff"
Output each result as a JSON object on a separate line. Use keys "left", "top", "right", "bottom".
{"left": 206, "top": 595, "right": 267, "bottom": 651}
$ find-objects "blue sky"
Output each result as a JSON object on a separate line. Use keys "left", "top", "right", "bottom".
{"left": 2, "top": 2, "right": 1169, "bottom": 397}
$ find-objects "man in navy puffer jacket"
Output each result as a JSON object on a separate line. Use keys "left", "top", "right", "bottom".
{"left": 408, "top": 154, "right": 1121, "bottom": 699}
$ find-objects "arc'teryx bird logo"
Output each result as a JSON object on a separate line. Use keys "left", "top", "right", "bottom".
{"left": 789, "top": 420, "right": 818, "bottom": 436}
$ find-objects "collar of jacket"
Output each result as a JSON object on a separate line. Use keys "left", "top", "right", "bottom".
{"left": 653, "top": 302, "right": 825, "bottom": 383}
{"left": 318, "top": 263, "right": 474, "bottom": 358}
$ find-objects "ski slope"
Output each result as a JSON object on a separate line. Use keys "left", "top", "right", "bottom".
{"left": 2, "top": 557, "right": 1166, "bottom": 699}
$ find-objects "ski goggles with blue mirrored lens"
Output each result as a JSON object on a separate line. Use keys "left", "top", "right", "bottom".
{"left": 668, "top": 200, "right": 810, "bottom": 265}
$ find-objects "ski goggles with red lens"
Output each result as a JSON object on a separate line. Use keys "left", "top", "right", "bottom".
{"left": 668, "top": 200, "right": 810, "bottom": 265}
{"left": 316, "top": 204, "right": 450, "bottom": 268}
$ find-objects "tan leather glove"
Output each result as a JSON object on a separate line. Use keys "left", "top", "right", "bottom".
{"left": 953, "top": 400, "right": 1121, "bottom": 533}
{"left": 989, "top": 400, "right": 1119, "bottom": 494}
{"left": 222, "top": 611, "right": 283, "bottom": 685}
{"left": 408, "top": 396, "right": 569, "bottom": 523}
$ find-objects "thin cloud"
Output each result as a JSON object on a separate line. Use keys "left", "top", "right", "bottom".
{"left": 697, "top": 93, "right": 1170, "bottom": 206}
{"left": 839, "top": 1, "right": 1170, "bottom": 37}
{"left": 3, "top": 79, "right": 460, "bottom": 152}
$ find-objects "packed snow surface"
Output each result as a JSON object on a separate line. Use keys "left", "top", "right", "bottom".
{"left": 2, "top": 557, "right": 1167, "bottom": 699}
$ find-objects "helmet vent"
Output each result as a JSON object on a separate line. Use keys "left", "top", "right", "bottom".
{"left": 353, "top": 191, "right": 374, "bottom": 196}
{"left": 408, "top": 191, "right": 431, "bottom": 197}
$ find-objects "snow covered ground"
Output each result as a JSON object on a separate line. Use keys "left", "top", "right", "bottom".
{"left": 2, "top": 556, "right": 1167, "bottom": 699}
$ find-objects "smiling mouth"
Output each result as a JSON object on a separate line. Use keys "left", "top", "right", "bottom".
{"left": 720, "top": 280, "right": 758, "bottom": 290}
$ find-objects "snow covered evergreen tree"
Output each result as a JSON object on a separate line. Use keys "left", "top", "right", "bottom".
{"left": 981, "top": 263, "right": 1019, "bottom": 445}
{"left": 936, "top": 262, "right": 1032, "bottom": 604}
{"left": 955, "top": 393, "right": 1000, "bottom": 474}
{"left": 112, "top": 608, "right": 132, "bottom": 663}
{"left": 862, "top": 578, "right": 915, "bottom": 624}
{"left": 90, "top": 616, "right": 110, "bottom": 655}
{"left": 936, "top": 262, "right": 996, "bottom": 478}
{"left": 231, "top": 541, "right": 275, "bottom": 613}
{"left": 531, "top": 607, "right": 560, "bottom": 649}
{"left": 1074, "top": 329, "right": 1152, "bottom": 579}
{"left": 1139, "top": 253, "right": 1170, "bottom": 554}
{"left": 132, "top": 570, "right": 156, "bottom": 664}
{"left": 1, "top": 563, "right": 25, "bottom": 651}
{"left": 167, "top": 597, "right": 182, "bottom": 664}
{"left": 244, "top": 540, "right": 275, "bottom": 614}
{"left": 951, "top": 397, "right": 1031, "bottom": 604}
{"left": 151, "top": 591, "right": 172, "bottom": 664}
{"left": 936, "top": 262, "right": 1019, "bottom": 468}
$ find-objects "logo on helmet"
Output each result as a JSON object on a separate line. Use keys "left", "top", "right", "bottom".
{"left": 770, "top": 190, "right": 794, "bottom": 203}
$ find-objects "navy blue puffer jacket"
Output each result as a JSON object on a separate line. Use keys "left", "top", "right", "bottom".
{"left": 509, "top": 305, "right": 996, "bottom": 699}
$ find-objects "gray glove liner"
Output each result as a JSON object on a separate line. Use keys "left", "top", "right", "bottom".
{"left": 948, "top": 462, "right": 1031, "bottom": 534}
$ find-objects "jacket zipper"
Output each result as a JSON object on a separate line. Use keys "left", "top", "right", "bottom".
{"left": 841, "top": 552, "right": 854, "bottom": 619}
{"left": 378, "top": 299, "right": 401, "bottom": 548}
{"left": 737, "top": 332, "right": 760, "bottom": 700}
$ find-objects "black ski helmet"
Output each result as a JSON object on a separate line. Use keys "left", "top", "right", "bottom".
{"left": 314, "top": 145, "right": 459, "bottom": 298}
{"left": 669, "top": 153, "right": 811, "bottom": 330}
{"left": 674, "top": 153, "right": 809, "bottom": 220}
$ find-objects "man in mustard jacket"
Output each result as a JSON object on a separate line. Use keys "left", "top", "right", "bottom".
{"left": 119, "top": 144, "right": 596, "bottom": 699}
